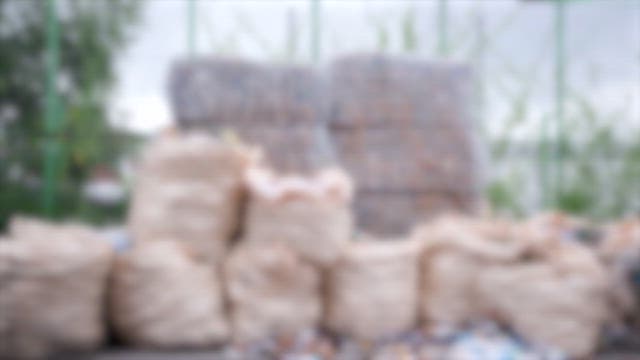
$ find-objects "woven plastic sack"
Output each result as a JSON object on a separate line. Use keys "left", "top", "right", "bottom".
{"left": 415, "top": 216, "right": 524, "bottom": 327}
{"left": 416, "top": 214, "right": 608, "bottom": 358}
{"left": 0, "top": 217, "right": 112, "bottom": 359}
{"left": 243, "top": 166, "right": 353, "bottom": 267}
{"left": 324, "top": 238, "right": 422, "bottom": 340}
{"left": 477, "top": 239, "right": 609, "bottom": 358}
{"left": 128, "top": 131, "right": 258, "bottom": 265}
{"left": 110, "top": 241, "right": 228, "bottom": 348}
{"left": 599, "top": 218, "right": 640, "bottom": 323}
{"left": 225, "top": 241, "right": 321, "bottom": 343}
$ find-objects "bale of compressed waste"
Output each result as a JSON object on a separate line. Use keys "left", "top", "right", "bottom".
{"left": 415, "top": 214, "right": 610, "bottom": 358}
{"left": 225, "top": 241, "right": 322, "bottom": 343}
{"left": 110, "top": 241, "right": 228, "bottom": 348}
{"left": 243, "top": 166, "right": 353, "bottom": 267}
{"left": 169, "top": 58, "right": 326, "bottom": 173}
{"left": 324, "top": 237, "right": 422, "bottom": 340}
{"left": 0, "top": 217, "right": 112, "bottom": 359}
{"left": 128, "top": 131, "right": 258, "bottom": 265}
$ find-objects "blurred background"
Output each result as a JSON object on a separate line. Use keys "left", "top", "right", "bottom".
{"left": 1, "top": 0, "right": 639, "bottom": 230}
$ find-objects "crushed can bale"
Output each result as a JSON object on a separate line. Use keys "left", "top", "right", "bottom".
{"left": 225, "top": 242, "right": 322, "bottom": 343}
{"left": 243, "top": 166, "right": 353, "bottom": 267}
{"left": 325, "top": 237, "right": 422, "bottom": 340}
{"left": 128, "top": 131, "right": 259, "bottom": 265}
{"left": 109, "top": 241, "right": 228, "bottom": 348}
{"left": 0, "top": 217, "right": 112, "bottom": 359}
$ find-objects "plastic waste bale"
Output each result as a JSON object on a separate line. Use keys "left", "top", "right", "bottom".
{"left": 0, "top": 217, "right": 113, "bottom": 359}
{"left": 128, "top": 131, "right": 258, "bottom": 265}
{"left": 110, "top": 241, "right": 228, "bottom": 348}
{"left": 225, "top": 242, "right": 321, "bottom": 343}
{"left": 415, "top": 216, "right": 524, "bottom": 327}
{"left": 325, "top": 237, "right": 422, "bottom": 340}
{"left": 243, "top": 166, "right": 353, "bottom": 267}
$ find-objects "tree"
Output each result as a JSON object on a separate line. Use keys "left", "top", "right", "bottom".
{"left": 0, "top": 0, "right": 142, "bottom": 229}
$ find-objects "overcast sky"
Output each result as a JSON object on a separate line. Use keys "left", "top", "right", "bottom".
{"left": 109, "top": 0, "right": 640, "bottom": 138}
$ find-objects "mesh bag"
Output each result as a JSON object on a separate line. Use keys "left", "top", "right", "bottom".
{"left": 128, "top": 131, "right": 258, "bottom": 265}
{"left": 324, "top": 238, "right": 422, "bottom": 340}
{"left": 243, "top": 166, "right": 353, "bottom": 267}
{"left": 0, "top": 217, "right": 112, "bottom": 359}
{"left": 225, "top": 241, "right": 321, "bottom": 343}
{"left": 109, "top": 241, "right": 228, "bottom": 348}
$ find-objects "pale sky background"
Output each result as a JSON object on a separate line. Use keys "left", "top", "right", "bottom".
{"left": 109, "top": 0, "right": 640, "bottom": 140}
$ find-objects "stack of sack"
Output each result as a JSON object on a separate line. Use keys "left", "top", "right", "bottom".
{"left": 415, "top": 213, "right": 610, "bottom": 358}
{"left": 112, "top": 131, "right": 258, "bottom": 347}
{"left": 1, "top": 130, "right": 631, "bottom": 359}
{"left": 0, "top": 217, "right": 112, "bottom": 359}
{"left": 226, "top": 165, "right": 354, "bottom": 342}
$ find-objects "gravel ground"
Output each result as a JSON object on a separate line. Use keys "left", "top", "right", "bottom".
{"left": 54, "top": 349, "right": 640, "bottom": 360}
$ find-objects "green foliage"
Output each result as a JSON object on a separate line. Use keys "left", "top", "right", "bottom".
{"left": 0, "top": 0, "right": 141, "bottom": 229}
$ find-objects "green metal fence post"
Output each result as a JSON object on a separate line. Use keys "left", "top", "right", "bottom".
{"left": 554, "top": 0, "right": 566, "bottom": 206}
{"left": 437, "top": 0, "right": 449, "bottom": 57}
{"left": 188, "top": 0, "right": 196, "bottom": 56}
{"left": 310, "top": 0, "right": 321, "bottom": 63}
{"left": 42, "top": 0, "right": 61, "bottom": 216}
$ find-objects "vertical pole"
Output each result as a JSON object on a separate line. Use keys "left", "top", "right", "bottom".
{"left": 42, "top": 0, "right": 61, "bottom": 216}
{"left": 437, "top": 0, "right": 449, "bottom": 57}
{"left": 188, "top": 0, "right": 196, "bottom": 56}
{"left": 475, "top": 4, "right": 486, "bottom": 135}
{"left": 310, "top": 0, "right": 320, "bottom": 63}
{"left": 554, "top": 0, "right": 566, "bottom": 205}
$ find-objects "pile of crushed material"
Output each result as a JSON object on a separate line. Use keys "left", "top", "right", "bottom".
{"left": 1, "top": 132, "right": 639, "bottom": 359}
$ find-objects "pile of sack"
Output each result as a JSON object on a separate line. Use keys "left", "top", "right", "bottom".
{"left": 1, "top": 131, "right": 638, "bottom": 359}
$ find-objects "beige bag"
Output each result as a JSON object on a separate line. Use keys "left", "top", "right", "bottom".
{"left": 416, "top": 215, "right": 609, "bottom": 358}
{"left": 416, "top": 216, "right": 523, "bottom": 327}
{"left": 477, "top": 240, "right": 609, "bottom": 359}
{"left": 0, "top": 217, "right": 112, "bottom": 359}
{"left": 110, "top": 241, "right": 228, "bottom": 348}
{"left": 243, "top": 166, "right": 353, "bottom": 267}
{"left": 128, "top": 132, "right": 258, "bottom": 265}
{"left": 325, "top": 238, "right": 422, "bottom": 340}
{"left": 225, "top": 241, "right": 321, "bottom": 343}
{"left": 599, "top": 219, "right": 640, "bottom": 322}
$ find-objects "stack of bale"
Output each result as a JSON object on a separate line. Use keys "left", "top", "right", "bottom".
{"left": 0, "top": 217, "right": 113, "bottom": 359}
{"left": 327, "top": 55, "right": 480, "bottom": 235}
{"left": 168, "top": 54, "right": 481, "bottom": 236}
{"left": 169, "top": 58, "right": 327, "bottom": 173}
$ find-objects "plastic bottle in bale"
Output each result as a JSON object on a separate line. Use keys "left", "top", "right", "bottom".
{"left": 109, "top": 241, "right": 228, "bottom": 348}
{"left": 128, "top": 131, "right": 259, "bottom": 265}
{"left": 242, "top": 166, "right": 353, "bottom": 267}
{"left": 324, "top": 237, "right": 422, "bottom": 340}
{"left": 225, "top": 241, "right": 321, "bottom": 343}
{"left": 0, "top": 217, "right": 113, "bottom": 359}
